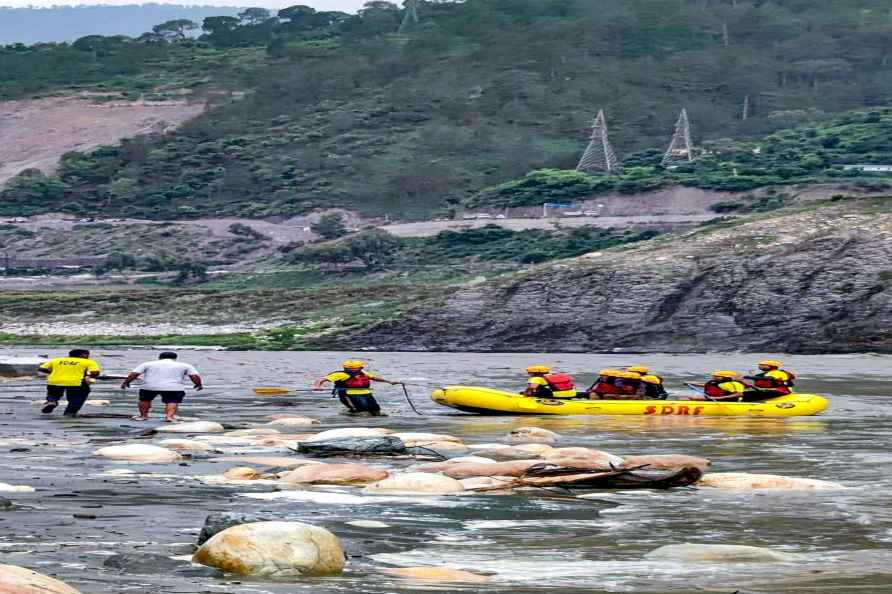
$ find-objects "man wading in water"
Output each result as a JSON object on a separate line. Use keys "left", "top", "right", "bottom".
{"left": 313, "top": 360, "right": 401, "bottom": 416}
{"left": 38, "top": 349, "right": 102, "bottom": 417}
{"left": 121, "top": 352, "right": 203, "bottom": 422}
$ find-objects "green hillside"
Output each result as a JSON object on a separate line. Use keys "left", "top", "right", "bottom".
{"left": 4, "top": 0, "right": 892, "bottom": 219}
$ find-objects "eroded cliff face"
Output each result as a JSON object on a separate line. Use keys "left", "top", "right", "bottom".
{"left": 353, "top": 200, "right": 892, "bottom": 353}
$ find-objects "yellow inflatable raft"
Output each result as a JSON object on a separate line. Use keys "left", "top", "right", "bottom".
{"left": 431, "top": 386, "right": 829, "bottom": 417}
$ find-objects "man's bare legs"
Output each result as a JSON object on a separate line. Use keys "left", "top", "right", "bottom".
{"left": 133, "top": 400, "right": 151, "bottom": 421}
{"left": 165, "top": 402, "right": 180, "bottom": 422}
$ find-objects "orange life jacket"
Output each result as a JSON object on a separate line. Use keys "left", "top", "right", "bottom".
{"left": 544, "top": 373, "right": 575, "bottom": 392}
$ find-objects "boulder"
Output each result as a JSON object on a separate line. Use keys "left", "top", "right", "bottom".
{"left": 512, "top": 443, "right": 555, "bottom": 457}
{"left": 383, "top": 566, "right": 489, "bottom": 583}
{"left": 192, "top": 521, "right": 345, "bottom": 577}
{"left": 250, "top": 436, "right": 307, "bottom": 448}
{"left": 544, "top": 448, "right": 624, "bottom": 469}
{"left": 94, "top": 444, "right": 182, "bottom": 463}
{"left": 439, "top": 460, "right": 540, "bottom": 479}
{"left": 305, "top": 428, "right": 390, "bottom": 442}
{"left": 266, "top": 417, "right": 320, "bottom": 429}
{"left": 155, "top": 421, "right": 225, "bottom": 434}
{"left": 0, "top": 564, "right": 83, "bottom": 594}
{"left": 623, "top": 454, "right": 712, "bottom": 473}
{"left": 223, "top": 467, "right": 263, "bottom": 481}
{"left": 214, "top": 456, "right": 321, "bottom": 468}
{"left": 411, "top": 457, "right": 496, "bottom": 473}
{"left": 507, "top": 427, "right": 560, "bottom": 443}
{"left": 159, "top": 439, "right": 214, "bottom": 453}
{"left": 279, "top": 463, "right": 389, "bottom": 486}
{"left": 460, "top": 476, "right": 516, "bottom": 491}
{"left": 297, "top": 436, "right": 406, "bottom": 457}
{"left": 364, "top": 473, "right": 465, "bottom": 495}
{"left": 0, "top": 483, "right": 35, "bottom": 493}
{"left": 698, "top": 472, "right": 843, "bottom": 491}
{"left": 390, "top": 432, "right": 463, "bottom": 447}
{"left": 644, "top": 543, "right": 796, "bottom": 563}
{"left": 473, "top": 447, "right": 540, "bottom": 461}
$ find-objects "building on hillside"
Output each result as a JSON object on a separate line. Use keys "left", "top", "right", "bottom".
{"left": 842, "top": 164, "right": 892, "bottom": 172}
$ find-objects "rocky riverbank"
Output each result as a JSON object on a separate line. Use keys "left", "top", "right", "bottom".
{"left": 353, "top": 198, "right": 892, "bottom": 353}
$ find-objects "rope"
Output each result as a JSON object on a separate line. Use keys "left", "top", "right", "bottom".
{"left": 400, "top": 383, "right": 424, "bottom": 416}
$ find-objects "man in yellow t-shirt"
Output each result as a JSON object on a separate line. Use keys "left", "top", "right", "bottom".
{"left": 37, "top": 349, "right": 102, "bottom": 417}
{"left": 313, "top": 360, "right": 399, "bottom": 416}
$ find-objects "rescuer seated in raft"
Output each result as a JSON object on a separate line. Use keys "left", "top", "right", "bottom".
{"left": 703, "top": 370, "right": 749, "bottom": 401}
{"left": 626, "top": 365, "right": 669, "bottom": 400}
{"left": 523, "top": 365, "right": 577, "bottom": 399}
{"left": 743, "top": 359, "right": 796, "bottom": 398}
{"left": 588, "top": 369, "right": 642, "bottom": 400}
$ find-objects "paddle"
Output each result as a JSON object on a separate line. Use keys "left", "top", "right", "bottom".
{"left": 684, "top": 382, "right": 717, "bottom": 402}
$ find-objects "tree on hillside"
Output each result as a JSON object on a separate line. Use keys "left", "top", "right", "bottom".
{"left": 152, "top": 19, "right": 197, "bottom": 41}
{"left": 238, "top": 7, "right": 271, "bottom": 25}
{"left": 311, "top": 213, "right": 348, "bottom": 240}
{"left": 277, "top": 5, "right": 317, "bottom": 28}
{"left": 202, "top": 16, "right": 240, "bottom": 36}
{"left": 344, "top": 228, "right": 402, "bottom": 271}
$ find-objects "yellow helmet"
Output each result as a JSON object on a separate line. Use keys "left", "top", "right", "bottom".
{"left": 598, "top": 368, "right": 623, "bottom": 378}
{"left": 342, "top": 360, "right": 366, "bottom": 370}
{"left": 617, "top": 371, "right": 642, "bottom": 380}
{"left": 526, "top": 365, "right": 551, "bottom": 374}
{"left": 626, "top": 365, "right": 650, "bottom": 374}
{"left": 640, "top": 374, "right": 662, "bottom": 384}
{"left": 712, "top": 370, "right": 739, "bottom": 379}
{"left": 758, "top": 360, "right": 782, "bottom": 368}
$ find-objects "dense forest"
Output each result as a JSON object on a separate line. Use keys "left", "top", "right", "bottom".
{"left": 4, "top": 0, "right": 892, "bottom": 219}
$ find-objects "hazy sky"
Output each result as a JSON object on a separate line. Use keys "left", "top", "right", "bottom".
{"left": 0, "top": 0, "right": 369, "bottom": 9}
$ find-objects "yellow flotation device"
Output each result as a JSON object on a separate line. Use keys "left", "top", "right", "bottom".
{"left": 431, "top": 386, "right": 829, "bottom": 417}
{"left": 253, "top": 387, "right": 293, "bottom": 395}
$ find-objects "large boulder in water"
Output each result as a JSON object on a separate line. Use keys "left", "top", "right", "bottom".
{"left": 544, "top": 447, "right": 624, "bottom": 469}
{"left": 623, "top": 454, "right": 712, "bottom": 472}
{"left": 266, "top": 417, "right": 320, "bottom": 429}
{"left": 507, "top": 427, "right": 560, "bottom": 443}
{"left": 383, "top": 566, "right": 489, "bottom": 583}
{"left": 438, "top": 460, "right": 541, "bottom": 479}
{"left": 155, "top": 421, "right": 225, "bottom": 434}
{"left": 512, "top": 443, "right": 555, "bottom": 457}
{"left": 364, "top": 472, "right": 465, "bottom": 495}
{"left": 645, "top": 543, "right": 797, "bottom": 563}
{"left": 279, "top": 463, "right": 389, "bottom": 485}
{"left": 698, "top": 472, "right": 843, "bottom": 490}
{"left": 193, "top": 521, "right": 345, "bottom": 577}
{"left": 390, "top": 432, "right": 463, "bottom": 447}
{"left": 223, "top": 467, "right": 263, "bottom": 480}
{"left": 94, "top": 444, "right": 182, "bottom": 463}
{"left": 305, "top": 428, "right": 390, "bottom": 442}
{"left": 0, "top": 564, "right": 82, "bottom": 594}
{"left": 159, "top": 439, "right": 215, "bottom": 453}
{"left": 297, "top": 436, "right": 406, "bottom": 457}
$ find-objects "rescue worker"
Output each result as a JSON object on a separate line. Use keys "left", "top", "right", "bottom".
{"left": 626, "top": 366, "right": 668, "bottom": 399}
{"left": 313, "top": 360, "right": 400, "bottom": 416}
{"left": 589, "top": 369, "right": 641, "bottom": 400}
{"left": 703, "top": 370, "right": 748, "bottom": 401}
{"left": 523, "top": 365, "right": 577, "bottom": 399}
{"left": 744, "top": 359, "right": 795, "bottom": 397}
{"left": 639, "top": 374, "right": 669, "bottom": 399}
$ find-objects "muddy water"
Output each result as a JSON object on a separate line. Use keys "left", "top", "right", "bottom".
{"left": 1, "top": 349, "right": 892, "bottom": 594}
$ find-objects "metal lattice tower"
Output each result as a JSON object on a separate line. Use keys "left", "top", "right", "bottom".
{"left": 661, "top": 108, "right": 695, "bottom": 167}
{"left": 576, "top": 110, "right": 623, "bottom": 176}
{"left": 398, "top": 0, "right": 419, "bottom": 35}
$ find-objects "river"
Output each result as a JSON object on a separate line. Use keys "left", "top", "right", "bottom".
{"left": 1, "top": 349, "right": 891, "bottom": 593}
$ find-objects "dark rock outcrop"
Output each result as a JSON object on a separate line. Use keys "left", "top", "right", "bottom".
{"left": 353, "top": 201, "right": 892, "bottom": 353}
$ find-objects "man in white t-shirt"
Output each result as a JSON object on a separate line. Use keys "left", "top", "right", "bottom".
{"left": 121, "top": 352, "right": 203, "bottom": 422}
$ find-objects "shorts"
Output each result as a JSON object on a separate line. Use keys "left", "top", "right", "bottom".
{"left": 138, "top": 390, "right": 185, "bottom": 404}
{"left": 46, "top": 384, "right": 90, "bottom": 400}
